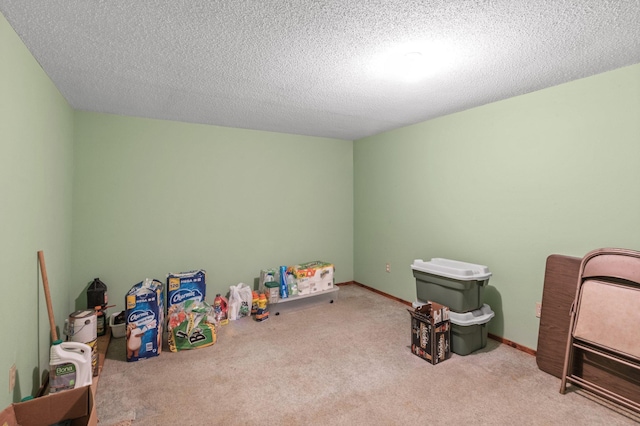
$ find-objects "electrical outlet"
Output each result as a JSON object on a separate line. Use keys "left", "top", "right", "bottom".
{"left": 9, "top": 364, "right": 16, "bottom": 392}
{"left": 385, "top": 263, "right": 390, "bottom": 273}
{"left": 535, "top": 302, "right": 542, "bottom": 318}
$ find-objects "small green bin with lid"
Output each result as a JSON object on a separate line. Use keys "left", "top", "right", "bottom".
{"left": 411, "top": 258, "right": 492, "bottom": 313}
{"left": 449, "top": 304, "right": 494, "bottom": 355}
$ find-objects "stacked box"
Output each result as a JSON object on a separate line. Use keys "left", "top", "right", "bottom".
{"left": 292, "top": 261, "right": 334, "bottom": 294}
{"left": 126, "top": 279, "right": 164, "bottom": 362}
{"left": 408, "top": 301, "right": 451, "bottom": 365}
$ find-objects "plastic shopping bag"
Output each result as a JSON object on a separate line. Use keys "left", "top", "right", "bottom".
{"left": 228, "top": 283, "right": 252, "bottom": 320}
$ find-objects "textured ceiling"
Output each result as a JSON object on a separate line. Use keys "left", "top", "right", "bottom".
{"left": 2, "top": 1, "right": 640, "bottom": 140}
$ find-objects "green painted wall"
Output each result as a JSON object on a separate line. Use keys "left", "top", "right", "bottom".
{"left": 71, "top": 112, "right": 353, "bottom": 310}
{"left": 354, "top": 63, "right": 640, "bottom": 350}
{"left": 3, "top": 5, "right": 640, "bottom": 411}
{"left": 0, "top": 13, "right": 75, "bottom": 407}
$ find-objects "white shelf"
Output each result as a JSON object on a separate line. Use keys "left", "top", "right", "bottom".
{"left": 269, "top": 285, "right": 339, "bottom": 304}
{"left": 268, "top": 286, "right": 339, "bottom": 315}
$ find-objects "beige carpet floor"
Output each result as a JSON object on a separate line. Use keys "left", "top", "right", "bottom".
{"left": 96, "top": 284, "right": 640, "bottom": 425}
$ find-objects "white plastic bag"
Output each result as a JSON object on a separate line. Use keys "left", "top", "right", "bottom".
{"left": 228, "top": 283, "right": 253, "bottom": 320}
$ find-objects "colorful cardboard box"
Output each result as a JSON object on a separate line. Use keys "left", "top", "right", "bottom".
{"left": 292, "top": 261, "right": 334, "bottom": 294}
{"left": 408, "top": 301, "right": 451, "bottom": 365}
{"left": 125, "top": 278, "right": 164, "bottom": 362}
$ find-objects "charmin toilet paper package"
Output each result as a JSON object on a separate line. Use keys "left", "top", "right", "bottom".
{"left": 126, "top": 278, "right": 164, "bottom": 362}
{"left": 166, "top": 269, "right": 206, "bottom": 312}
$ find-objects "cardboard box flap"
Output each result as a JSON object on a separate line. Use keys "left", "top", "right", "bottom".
{"left": 0, "top": 405, "right": 18, "bottom": 426}
{"left": 409, "top": 300, "right": 450, "bottom": 325}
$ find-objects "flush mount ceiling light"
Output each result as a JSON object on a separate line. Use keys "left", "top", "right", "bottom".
{"left": 400, "top": 51, "right": 427, "bottom": 82}
{"left": 373, "top": 41, "right": 456, "bottom": 83}
{"left": 382, "top": 49, "right": 431, "bottom": 83}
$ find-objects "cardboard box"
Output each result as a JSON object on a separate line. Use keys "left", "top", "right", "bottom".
{"left": 0, "top": 385, "right": 94, "bottom": 426}
{"left": 408, "top": 301, "right": 451, "bottom": 365}
{"left": 292, "top": 261, "right": 334, "bottom": 294}
{"left": 126, "top": 278, "right": 164, "bottom": 362}
{"left": 0, "top": 324, "right": 111, "bottom": 426}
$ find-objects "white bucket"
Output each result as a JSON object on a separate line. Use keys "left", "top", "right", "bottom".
{"left": 65, "top": 310, "right": 98, "bottom": 376}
